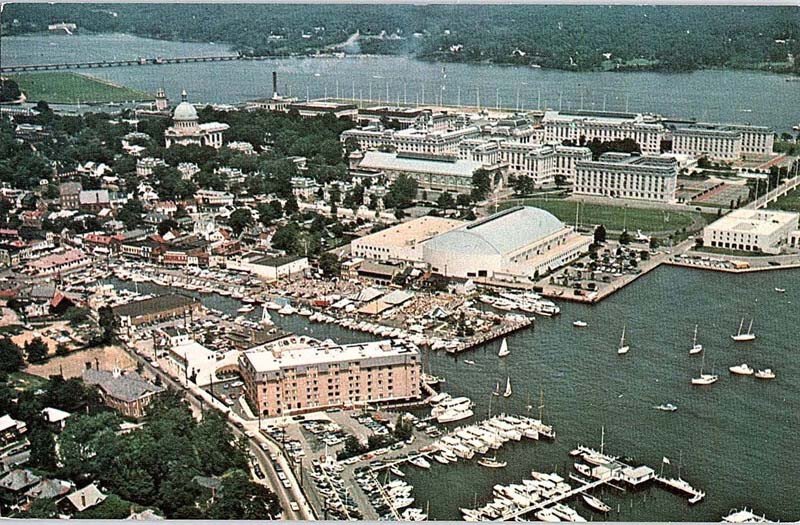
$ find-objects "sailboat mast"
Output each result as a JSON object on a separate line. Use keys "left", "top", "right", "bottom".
{"left": 539, "top": 388, "right": 544, "bottom": 421}
{"left": 747, "top": 319, "right": 753, "bottom": 335}
{"left": 600, "top": 426, "right": 605, "bottom": 455}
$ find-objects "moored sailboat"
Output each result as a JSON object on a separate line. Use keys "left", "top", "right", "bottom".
{"left": 689, "top": 324, "right": 702, "bottom": 355}
{"left": 503, "top": 377, "right": 512, "bottom": 398}
{"left": 498, "top": 338, "right": 510, "bottom": 357}
{"left": 617, "top": 326, "right": 630, "bottom": 355}
{"left": 731, "top": 318, "right": 756, "bottom": 342}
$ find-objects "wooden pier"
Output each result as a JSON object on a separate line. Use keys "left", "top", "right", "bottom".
{"left": 0, "top": 54, "right": 282, "bottom": 73}
{"left": 446, "top": 315, "right": 534, "bottom": 354}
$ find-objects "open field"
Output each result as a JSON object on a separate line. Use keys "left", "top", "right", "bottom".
{"left": 501, "top": 197, "right": 705, "bottom": 233}
{"left": 25, "top": 345, "right": 137, "bottom": 379}
{"left": 769, "top": 187, "right": 800, "bottom": 213}
{"left": 9, "top": 72, "right": 150, "bottom": 104}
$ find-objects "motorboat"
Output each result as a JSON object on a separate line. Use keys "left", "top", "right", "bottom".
{"left": 582, "top": 494, "right": 611, "bottom": 513}
{"left": 477, "top": 456, "right": 507, "bottom": 468}
{"left": 390, "top": 467, "right": 405, "bottom": 477}
{"left": 755, "top": 368, "right": 776, "bottom": 380}
{"left": 551, "top": 504, "right": 587, "bottom": 522}
{"left": 573, "top": 463, "right": 592, "bottom": 477}
{"left": 689, "top": 324, "right": 703, "bottom": 355}
{"left": 775, "top": 287, "right": 786, "bottom": 293}
{"left": 731, "top": 318, "right": 756, "bottom": 342}
{"left": 535, "top": 508, "right": 562, "bottom": 522}
{"left": 692, "top": 373, "right": 719, "bottom": 385}
{"left": 654, "top": 403, "right": 678, "bottom": 412}
{"left": 237, "top": 305, "right": 255, "bottom": 314}
{"left": 431, "top": 396, "right": 472, "bottom": 417}
{"left": 437, "top": 408, "right": 474, "bottom": 424}
{"left": 729, "top": 363, "right": 754, "bottom": 375}
{"left": 498, "top": 338, "right": 510, "bottom": 357}
{"left": 573, "top": 320, "right": 588, "bottom": 328}
{"left": 278, "top": 304, "right": 296, "bottom": 316}
{"left": 433, "top": 454, "right": 450, "bottom": 464}
{"left": 408, "top": 456, "right": 431, "bottom": 469}
{"left": 464, "top": 359, "right": 476, "bottom": 366}
{"left": 617, "top": 326, "right": 630, "bottom": 355}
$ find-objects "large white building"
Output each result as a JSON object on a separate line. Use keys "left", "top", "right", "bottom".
{"left": 422, "top": 206, "right": 591, "bottom": 282}
{"left": 671, "top": 123, "right": 774, "bottom": 161}
{"left": 703, "top": 209, "right": 799, "bottom": 254}
{"left": 574, "top": 153, "right": 678, "bottom": 203}
{"left": 354, "top": 150, "right": 504, "bottom": 198}
{"left": 164, "top": 91, "right": 229, "bottom": 149}
{"left": 351, "top": 216, "right": 464, "bottom": 263}
{"left": 341, "top": 125, "right": 481, "bottom": 156}
{"left": 541, "top": 110, "right": 665, "bottom": 155}
{"left": 498, "top": 142, "right": 592, "bottom": 185}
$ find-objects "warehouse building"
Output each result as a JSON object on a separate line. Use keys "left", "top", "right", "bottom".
{"left": 702, "top": 209, "right": 799, "bottom": 254}
{"left": 422, "top": 206, "right": 591, "bottom": 282}
{"left": 112, "top": 293, "right": 202, "bottom": 327}
{"left": 350, "top": 216, "right": 464, "bottom": 263}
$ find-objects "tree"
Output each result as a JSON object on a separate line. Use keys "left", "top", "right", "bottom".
{"left": 471, "top": 169, "right": 493, "bottom": 201}
{"left": 384, "top": 175, "right": 418, "bottom": 209}
{"left": 619, "top": 230, "right": 632, "bottom": 245}
{"left": 593, "top": 224, "right": 607, "bottom": 244}
{"left": 256, "top": 200, "right": 283, "bottom": 226}
{"left": 228, "top": 208, "right": 253, "bottom": 236}
{"left": 25, "top": 498, "right": 58, "bottom": 519}
{"left": 0, "top": 79, "right": 21, "bottom": 102}
{"left": 97, "top": 305, "right": 117, "bottom": 343}
{"left": 27, "top": 421, "right": 57, "bottom": 471}
{"left": 63, "top": 306, "right": 89, "bottom": 326}
{"left": 157, "top": 218, "right": 179, "bottom": 236}
{"left": 318, "top": 252, "right": 341, "bottom": 277}
{"left": 77, "top": 495, "right": 136, "bottom": 519}
{"left": 118, "top": 198, "right": 144, "bottom": 230}
{"left": 24, "top": 337, "right": 49, "bottom": 363}
{"left": 437, "top": 192, "right": 455, "bottom": 209}
{"left": 0, "top": 338, "right": 23, "bottom": 374}
{"left": 207, "top": 470, "right": 281, "bottom": 519}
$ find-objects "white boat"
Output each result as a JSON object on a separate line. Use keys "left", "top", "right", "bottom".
{"left": 278, "top": 304, "right": 296, "bottom": 316}
{"left": 237, "top": 305, "right": 255, "bottom": 314}
{"left": 535, "top": 509, "right": 562, "bottom": 522}
{"left": 574, "top": 463, "right": 592, "bottom": 477}
{"left": 581, "top": 494, "right": 611, "bottom": 513}
{"left": 431, "top": 396, "right": 472, "bottom": 417}
{"left": 390, "top": 466, "right": 405, "bottom": 477}
{"left": 503, "top": 377, "right": 512, "bottom": 398}
{"left": 498, "top": 338, "right": 510, "bottom": 357}
{"left": 552, "top": 504, "right": 587, "bottom": 522}
{"left": 477, "top": 456, "right": 507, "bottom": 468}
{"left": 689, "top": 324, "right": 703, "bottom": 355}
{"left": 573, "top": 320, "right": 588, "bottom": 328}
{"left": 692, "top": 354, "right": 718, "bottom": 385}
{"left": 617, "top": 326, "right": 629, "bottom": 355}
{"left": 775, "top": 287, "right": 786, "bottom": 293}
{"left": 492, "top": 380, "right": 501, "bottom": 396}
{"left": 265, "top": 301, "right": 282, "bottom": 310}
{"left": 729, "top": 363, "right": 754, "bottom": 375}
{"left": 437, "top": 408, "right": 474, "bottom": 423}
{"left": 393, "top": 496, "right": 415, "bottom": 509}
{"left": 433, "top": 454, "right": 450, "bottom": 464}
{"left": 732, "top": 318, "right": 756, "bottom": 342}
{"left": 408, "top": 456, "right": 431, "bottom": 469}
{"left": 260, "top": 306, "right": 273, "bottom": 326}
{"left": 755, "top": 368, "right": 776, "bottom": 380}
{"left": 298, "top": 307, "right": 313, "bottom": 316}
{"left": 654, "top": 403, "right": 678, "bottom": 412}
{"left": 464, "top": 359, "right": 476, "bottom": 366}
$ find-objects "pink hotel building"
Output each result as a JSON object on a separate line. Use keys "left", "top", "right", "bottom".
{"left": 239, "top": 339, "right": 421, "bottom": 417}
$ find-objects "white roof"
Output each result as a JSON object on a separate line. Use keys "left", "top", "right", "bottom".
{"left": 359, "top": 151, "right": 481, "bottom": 178}
{"left": 42, "top": 407, "right": 71, "bottom": 423}
{"left": 707, "top": 209, "right": 799, "bottom": 236}
{"left": 0, "top": 414, "right": 21, "bottom": 432}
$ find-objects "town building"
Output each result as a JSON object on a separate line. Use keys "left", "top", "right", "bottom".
{"left": 703, "top": 209, "right": 799, "bottom": 254}
{"left": 342, "top": 125, "right": 481, "bottom": 156}
{"left": 290, "top": 177, "right": 322, "bottom": 200}
{"left": 82, "top": 369, "right": 166, "bottom": 418}
{"left": 27, "top": 249, "right": 90, "bottom": 276}
{"left": 112, "top": 293, "right": 202, "bottom": 327}
{"left": 287, "top": 101, "right": 358, "bottom": 120}
{"left": 351, "top": 216, "right": 464, "bottom": 263}
{"left": 58, "top": 182, "right": 82, "bottom": 210}
{"left": 225, "top": 254, "right": 309, "bottom": 281}
{"left": 541, "top": 110, "right": 665, "bottom": 155}
{"left": 422, "top": 206, "right": 591, "bottom": 282}
{"left": 574, "top": 153, "right": 679, "bottom": 203}
{"left": 671, "top": 123, "right": 774, "bottom": 161}
{"left": 239, "top": 338, "right": 421, "bottom": 417}
{"left": 0, "top": 415, "right": 27, "bottom": 447}
{"left": 195, "top": 189, "right": 235, "bottom": 207}
{"left": 136, "top": 157, "right": 168, "bottom": 178}
{"left": 354, "top": 150, "right": 504, "bottom": 198}
{"left": 164, "top": 91, "right": 229, "bottom": 149}
{"left": 60, "top": 483, "right": 106, "bottom": 515}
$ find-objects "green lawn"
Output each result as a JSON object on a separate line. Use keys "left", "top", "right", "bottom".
{"left": 502, "top": 198, "right": 702, "bottom": 233}
{"left": 769, "top": 187, "right": 800, "bottom": 213}
{"left": 8, "top": 371, "right": 48, "bottom": 392}
{"left": 11, "top": 72, "right": 150, "bottom": 104}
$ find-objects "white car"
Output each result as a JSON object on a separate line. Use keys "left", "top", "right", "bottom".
{"left": 289, "top": 502, "right": 300, "bottom": 512}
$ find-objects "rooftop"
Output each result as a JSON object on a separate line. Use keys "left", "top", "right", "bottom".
{"left": 112, "top": 293, "right": 199, "bottom": 319}
{"left": 359, "top": 150, "right": 482, "bottom": 178}
{"left": 83, "top": 369, "right": 165, "bottom": 402}
{"left": 706, "top": 209, "right": 799, "bottom": 235}
{"left": 354, "top": 216, "right": 464, "bottom": 249}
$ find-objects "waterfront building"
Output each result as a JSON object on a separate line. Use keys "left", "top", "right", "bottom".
{"left": 703, "top": 209, "right": 799, "bottom": 254}
{"left": 351, "top": 216, "right": 464, "bottom": 263}
{"left": 164, "top": 91, "right": 229, "bottom": 149}
{"left": 226, "top": 254, "right": 309, "bottom": 281}
{"left": 483, "top": 115, "right": 542, "bottom": 143}
{"left": 287, "top": 101, "right": 358, "bottom": 120}
{"left": 671, "top": 123, "right": 774, "bottom": 161}
{"left": 541, "top": 110, "right": 665, "bottom": 155}
{"left": 459, "top": 139, "right": 502, "bottom": 166}
{"left": 239, "top": 338, "right": 421, "bottom": 416}
{"left": 499, "top": 142, "right": 592, "bottom": 186}
{"left": 574, "top": 152, "right": 678, "bottom": 203}
{"left": 422, "top": 206, "right": 591, "bottom": 282}
{"left": 0, "top": 415, "right": 27, "bottom": 447}
{"left": 341, "top": 125, "right": 481, "bottom": 156}
{"left": 112, "top": 293, "right": 202, "bottom": 327}
{"left": 354, "top": 150, "right": 504, "bottom": 198}
{"left": 27, "top": 249, "right": 90, "bottom": 276}
{"left": 356, "top": 106, "right": 441, "bottom": 129}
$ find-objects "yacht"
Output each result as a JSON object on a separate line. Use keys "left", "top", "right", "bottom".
{"left": 437, "top": 408, "right": 474, "bottom": 424}
{"left": 573, "top": 320, "right": 588, "bottom": 328}
{"left": 654, "top": 403, "right": 678, "bottom": 412}
{"left": 689, "top": 324, "right": 703, "bottom": 355}
{"left": 573, "top": 463, "right": 592, "bottom": 477}
{"left": 731, "top": 318, "right": 756, "bottom": 342}
{"left": 755, "top": 368, "right": 776, "bottom": 380}
{"left": 408, "top": 456, "right": 431, "bottom": 469}
{"left": 535, "top": 509, "right": 562, "bottom": 522}
{"left": 431, "top": 396, "right": 472, "bottom": 417}
{"left": 278, "top": 304, "right": 296, "bottom": 316}
{"left": 390, "top": 466, "right": 405, "bottom": 477}
{"left": 775, "top": 287, "right": 786, "bottom": 293}
{"left": 498, "top": 338, "right": 510, "bottom": 357}
{"left": 729, "top": 363, "right": 754, "bottom": 375}
{"left": 692, "top": 354, "right": 718, "bottom": 385}
{"left": 582, "top": 494, "right": 611, "bottom": 513}
{"left": 464, "top": 359, "right": 476, "bottom": 366}
{"left": 433, "top": 454, "right": 450, "bottom": 464}
{"left": 237, "top": 305, "right": 255, "bottom": 314}
{"left": 617, "top": 326, "right": 630, "bottom": 355}
{"left": 477, "top": 456, "right": 507, "bottom": 468}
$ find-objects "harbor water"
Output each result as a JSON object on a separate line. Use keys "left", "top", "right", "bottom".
{"left": 3, "top": 33, "right": 800, "bottom": 132}
{"left": 110, "top": 264, "right": 800, "bottom": 521}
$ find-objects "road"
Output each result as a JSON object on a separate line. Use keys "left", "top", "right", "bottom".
{"left": 119, "top": 340, "right": 315, "bottom": 520}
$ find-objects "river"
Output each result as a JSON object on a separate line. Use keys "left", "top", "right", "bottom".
{"left": 108, "top": 263, "right": 800, "bottom": 521}
{"left": 3, "top": 33, "right": 800, "bottom": 132}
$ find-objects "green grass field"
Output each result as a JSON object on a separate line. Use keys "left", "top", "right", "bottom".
{"left": 770, "top": 187, "right": 800, "bottom": 213}
{"left": 11, "top": 72, "right": 150, "bottom": 104}
{"left": 502, "top": 198, "right": 703, "bottom": 233}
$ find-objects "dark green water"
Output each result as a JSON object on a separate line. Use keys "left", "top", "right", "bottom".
{"left": 110, "top": 265, "right": 800, "bottom": 520}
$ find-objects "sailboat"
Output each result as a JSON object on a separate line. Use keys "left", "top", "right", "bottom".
{"left": 691, "top": 353, "right": 718, "bottom": 385}
{"left": 731, "top": 318, "right": 756, "bottom": 342}
{"left": 503, "top": 377, "right": 512, "bottom": 398}
{"left": 689, "top": 324, "right": 702, "bottom": 354}
{"left": 498, "top": 338, "right": 510, "bottom": 357}
{"left": 617, "top": 326, "right": 630, "bottom": 355}
{"left": 260, "top": 306, "right": 273, "bottom": 326}
{"left": 492, "top": 380, "right": 501, "bottom": 396}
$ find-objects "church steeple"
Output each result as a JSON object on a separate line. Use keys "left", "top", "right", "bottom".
{"left": 181, "top": 89, "right": 188, "bottom": 102}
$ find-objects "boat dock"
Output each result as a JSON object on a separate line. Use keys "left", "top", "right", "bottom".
{"left": 495, "top": 478, "right": 607, "bottom": 521}
{"left": 655, "top": 476, "right": 706, "bottom": 504}
{"left": 445, "top": 315, "right": 534, "bottom": 354}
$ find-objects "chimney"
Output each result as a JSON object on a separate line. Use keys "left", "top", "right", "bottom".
{"left": 81, "top": 493, "right": 86, "bottom": 509}
{"left": 272, "top": 71, "right": 278, "bottom": 98}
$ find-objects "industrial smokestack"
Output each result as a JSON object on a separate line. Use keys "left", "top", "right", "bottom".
{"left": 272, "top": 71, "right": 278, "bottom": 98}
